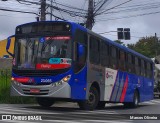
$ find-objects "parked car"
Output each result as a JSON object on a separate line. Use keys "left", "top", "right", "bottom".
{"left": 154, "top": 87, "right": 160, "bottom": 98}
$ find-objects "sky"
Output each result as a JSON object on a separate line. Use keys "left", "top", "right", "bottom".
{"left": 0, "top": 0, "right": 160, "bottom": 45}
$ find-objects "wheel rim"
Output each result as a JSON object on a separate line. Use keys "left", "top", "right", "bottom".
{"left": 134, "top": 94, "right": 138, "bottom": 106}
{"left": 87, "top": 92, "right": 96, "bottom": 105}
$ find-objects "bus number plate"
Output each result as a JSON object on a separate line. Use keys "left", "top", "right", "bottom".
{"left": 30, "top": 88, "right": 40, "bottom": 93}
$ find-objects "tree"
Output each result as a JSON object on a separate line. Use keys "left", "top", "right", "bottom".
{"left": 114, "top": 40, "right": 125, "bottom": 46}
{"left": 127, "top": 36, "right": 160, "bottom": 58}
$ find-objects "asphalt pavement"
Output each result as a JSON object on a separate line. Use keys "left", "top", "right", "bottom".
{"left": 0, "top": 98, "right": 160, "bottom": 123}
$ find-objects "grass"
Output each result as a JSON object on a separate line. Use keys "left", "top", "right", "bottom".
{"left": 0, "top": 69, "right": 36, "bottom": 104}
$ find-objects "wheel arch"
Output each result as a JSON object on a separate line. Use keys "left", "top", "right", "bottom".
{"left": 91, "top": 81, "right": 100, "bottom": 96}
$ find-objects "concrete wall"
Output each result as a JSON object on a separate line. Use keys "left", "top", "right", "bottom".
{"left": 0, "top": 58, "right": 12, "bottom": 69}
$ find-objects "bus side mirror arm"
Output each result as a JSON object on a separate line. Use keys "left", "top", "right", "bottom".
{"left": 6, "top": 35, "right": 15, "bottom": 57}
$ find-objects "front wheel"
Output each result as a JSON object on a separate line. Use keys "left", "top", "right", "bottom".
{"left": 36, "top": 97, "right": 55, "bottom": 108}
{"left": 78, "top": 86, "right": 99, "bottom": 110}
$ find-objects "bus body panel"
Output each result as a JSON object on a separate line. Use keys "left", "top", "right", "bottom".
{"left": 71, "top": 66, "right": 87, "bottom": 100}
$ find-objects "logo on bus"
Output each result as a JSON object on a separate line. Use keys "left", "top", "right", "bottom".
{"left": 106, "top": 73, "right": 113, "bottom": 79}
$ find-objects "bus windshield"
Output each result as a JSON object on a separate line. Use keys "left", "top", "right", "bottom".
{"left": 14, "top": 36, "right": 72, "bottom": 70}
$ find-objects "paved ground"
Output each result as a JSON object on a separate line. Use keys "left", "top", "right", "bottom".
{"left": 0, "top": 98, "right": 160, "bottom": 123}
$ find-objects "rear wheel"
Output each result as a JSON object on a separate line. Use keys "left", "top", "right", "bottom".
{"left": 131, "top": 91, "right": 139, "bottom": 108}
{"left": 123, "top": 91, "right": 139, "bottom": 108}
{"left": 78, "top": 86, "right": 99, "bottom": 110}
{"left": 36, "top": 97, "right": 55, "bottom": 108}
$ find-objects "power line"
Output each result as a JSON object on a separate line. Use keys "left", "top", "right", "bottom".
{"left": 94, "top": 0, "right": 109, "bottom": 15}
{"left": 0, "top": 8, "right": 38, "bottom": 15}
{"left": 0, "top": 14, "right": 35, "bottom": 18}
{"left": 101, "top": 33, "right": 142, "bottom": 39}
{"left": 53, "top": 0, "right": 65, "bottom": 20}
{"left": 46, "top": 0, "right": 88, "bottom": 12}
{"left": 102, "top": 2, "right": 160, "bottom": 15}
{"left": 46, "top": 12, "right": 67, "bottom": 21}
{"left": 96, "top": 10, "right": 160, "bottom": 21}
{"left": 95, "top": 0, "right": 133, "bottom": 16}
{"left": 76, "top": 0, "right": 87, "bottom": 23}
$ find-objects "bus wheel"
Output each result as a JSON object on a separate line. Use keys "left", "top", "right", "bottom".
{"left": 78, "top": 86, "right": 99, "bottom": 110}
{"left": 96, "top": 101, "right": 106, "bottom": 109}
{"left": 36, "top": 97, "right": 55, "bottom": 108}
{"left": 131, "top": 91, "right": 139, "bottom": 108}
{"left": 124, "top": 91, "right": 139, "bottom": 108}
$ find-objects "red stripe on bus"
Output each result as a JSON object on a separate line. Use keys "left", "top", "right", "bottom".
{"left": 36, "top": 64, "right": 71, "bottom": 70}
{"left": 120, "top": 75, "right": 128, "bottom": 102}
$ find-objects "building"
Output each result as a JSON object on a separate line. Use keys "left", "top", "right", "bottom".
{"left": 0, "top": 38, "right": 15, "bottom": 58}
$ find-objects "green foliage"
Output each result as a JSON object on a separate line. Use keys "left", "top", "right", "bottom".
{"left": 0, "top": 69, "right": 35, "bottom": 104}
{"left": 114, "top": 40, "right": 126, "bottom": 46}
{"left": 127, "top": 36, "right": 160, "bottom": 58}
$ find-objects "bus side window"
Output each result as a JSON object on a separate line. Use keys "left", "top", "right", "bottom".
{"left": 147, "top": 62, "right": 153, "bottom": 78}
{"left": 135, "top": 57, "right": 141, "bottom": 76}
{"left": 119, "top": 50, "right": 126, "bottom": 71}
{"left": 100, "top": 41, "right": 109, "bottom": 67}
{"left": 141, "top": 59, "right": 145, "bottom": 77}
{"left": 89, "top": 37, "right": 100, "bottom": 65}
{"left": 127, "top": 54, "right": 135, "bottom": 74}
{"left": 109, "top": 46, "right": 118, "bottom": 69}
{"left": 127, "top": 54, "right": 131, "bottom": 73}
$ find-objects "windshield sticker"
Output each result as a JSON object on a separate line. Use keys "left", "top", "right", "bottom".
{"left": 49, "top": 58, "right": 61, "bottom": 64}
{"left": 39, "top": 37, "right": 45, "bottom": 43}
{"left": 60, "top": 58, "right": 72, "bottom": 64}
{"left": 49, "top": 58, "right": 71, "bottom": 64}
{"left": 46, "top": 36, "right": 71, "bottom": 41}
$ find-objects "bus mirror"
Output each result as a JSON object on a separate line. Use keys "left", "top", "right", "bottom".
{"left": 77, "top": 43, "right": 84, "bottom": 57}
{"left": 6, "top": 35, "right": 14, "bottom": 57}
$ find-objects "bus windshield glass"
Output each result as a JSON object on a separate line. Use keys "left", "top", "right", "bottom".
{"left": 14, "top": 36, "right": 72, "bottom": 70}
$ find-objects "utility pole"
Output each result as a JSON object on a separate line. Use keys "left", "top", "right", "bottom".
{"left": 86, "top": 0, "right": 94, "bottom": 30}
{"left": 50, "top": 0, "right": 53, "bottom": 21}
{"left": 41, "top": 0, "right": 46, "bottom": 21}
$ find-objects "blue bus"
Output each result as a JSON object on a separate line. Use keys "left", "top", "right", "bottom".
{"left": 6, "top": 21, "right": 154, "bottom": 110}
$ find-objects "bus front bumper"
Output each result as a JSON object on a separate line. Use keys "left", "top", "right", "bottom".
{"left": 10, "top": 80, "right": 71, "bottom": 98}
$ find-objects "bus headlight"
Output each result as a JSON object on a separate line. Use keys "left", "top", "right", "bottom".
{"left": 51, "top": 75, "right": 71, "bottom": 87}
{"left": 11, "top": 77, "right": 14, "bottom": 81}
{"left": 61, "top": 75, "right": 71, "bottom": 83}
